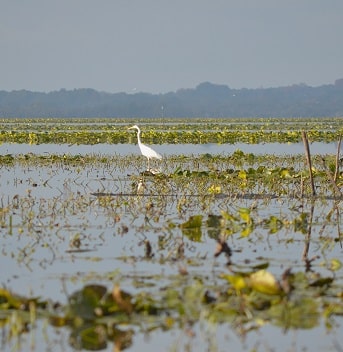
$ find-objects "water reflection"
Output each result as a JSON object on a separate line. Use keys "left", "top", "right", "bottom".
{"left": 301, "top": 201, "right": 318, "bottom": 270}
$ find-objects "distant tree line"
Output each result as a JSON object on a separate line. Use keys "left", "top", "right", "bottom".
{"left": 1, "top": 79, "right": 343, "bottom": 118}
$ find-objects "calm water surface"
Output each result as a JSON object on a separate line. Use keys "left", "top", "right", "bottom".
{"left": 0, "top": 141, "right": 342, "bottom": 352}
{"left": 0, "top": 141, "right": 340, "bottom": 156}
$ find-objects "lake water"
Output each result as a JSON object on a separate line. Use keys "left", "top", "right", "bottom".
{"left": 1, "top": 140, "right": 342, "bottom": 352}
{"left": 0, "top": 141, "right": 340, "bottom": 157}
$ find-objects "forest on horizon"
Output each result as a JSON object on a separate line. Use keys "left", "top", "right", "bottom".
{"left": 1, "top": 79, "right": 343, "bottom": 118}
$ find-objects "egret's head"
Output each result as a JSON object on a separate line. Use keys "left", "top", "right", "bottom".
{"left": 128, "top": 125, "right": 139, "bottom": 131}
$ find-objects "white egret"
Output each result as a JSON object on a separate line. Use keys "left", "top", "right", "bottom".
{"left": 128, "top": 125, "right": 162, "bottom": 170}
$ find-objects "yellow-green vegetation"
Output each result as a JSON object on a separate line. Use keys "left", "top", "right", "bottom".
{"left": 0, "top": 117, "right": 342, "bottom": 351}
{"left": 0, "top": 117, "right": 342, "bottom": 144}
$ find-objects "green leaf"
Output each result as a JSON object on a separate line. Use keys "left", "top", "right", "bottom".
{"left": 248, "top": 270, "right": 281, "bottom": 295}
{"left": 264, "top": 215, "right": 283, "bottom": 234}
{"left": 180, "top": 215, "right": 203, "bottom": 228}
{"left": 239, "top": 208, "right": 252, "bottom": 224}
{"left": 78, "top": 325, "right": 107, "bottom": 350}
{"left": 181, "top": 227, "right": 203, "bottom": 242}
{"left": 240, "top": 224, "right": 254, "bottom": 237}
{"left": 222, "top": 274, "right": 247, "bottom": 292}
{"left": 269, "top": 298, "right": 319, "bottom": 329}
{"left": 68, "top": 285, "right": 107, "bottom": 320}
{"left": 329, "top": 258, "right": 342, "bottom": 272}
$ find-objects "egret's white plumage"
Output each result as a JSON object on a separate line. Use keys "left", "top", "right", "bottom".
{"left": 128, "top": 125, "right": 162, "bottom": 170}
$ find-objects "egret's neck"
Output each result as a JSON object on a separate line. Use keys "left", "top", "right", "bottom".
{"left": 136, "top": 129, "right": 142, "bottom": 146}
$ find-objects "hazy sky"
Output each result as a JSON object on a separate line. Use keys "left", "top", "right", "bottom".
{"left": 1, "top": 0, "right": 342, "bottom": 93}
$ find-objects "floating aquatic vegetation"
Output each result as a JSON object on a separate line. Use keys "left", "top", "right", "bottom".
{"left": 0, "top": 117, "right": 342, "bottom": 351}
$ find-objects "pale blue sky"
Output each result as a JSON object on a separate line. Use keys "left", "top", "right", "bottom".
{"left": 1, "top": 0, "right": 342, "bottom": 93}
